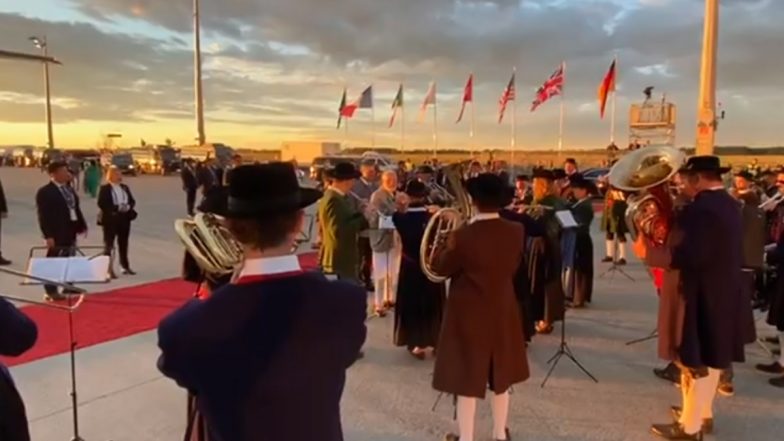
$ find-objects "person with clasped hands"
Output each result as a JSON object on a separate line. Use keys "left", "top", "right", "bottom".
{"left": 98, "top": 166, "right": 138, "bottom": 276}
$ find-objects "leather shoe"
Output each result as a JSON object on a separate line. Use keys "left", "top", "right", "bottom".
{"left": 670, "top": 407, "right": 713, "bottom": 434}
{"left": 122, "top": 268, "right": 136, "bottom": 275}
{"left": 651, "top": 423, "right": 703, "bottom": 440}
{"left": 601, "top": 256, "right": 613, "bottom": 263}
{"left": 443, "top": 434, "right": 459, "bottom": 441}
{"left": 44, "top": 293, "right": 66, "bottom": 302}
{"left": 654, "top": 362, "right": 681, "bottom": 385}
{"left": 0, "top": 257, "right": 11, "bottom": 266}
{"left": 770, "top": 376, "right": 784, "bottom": 388}
{"left": 756, "top": 362, "right": 784, "bottom": 374}
{"left": 764, "top": 336, "right": 780, "bottom": 345}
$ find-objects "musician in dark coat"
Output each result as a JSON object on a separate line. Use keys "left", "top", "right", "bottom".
{"left": 758, "top": 172, "right": 784, "bottom": 387}
{"left": 652, "top": 156, "right": 744, "bottom": 441}
{"left": 432, "top": 173, "right": 528, "bottom": 441}
{"left": 35, "top": 161, "right": 88, "bottom": 301}
{"left": 569, "top": 177, "right": 596, "bottom": 307}
{"left": 392, "top": 180, "right": 445, "bottom": 359}
{"left": 158, "top": 163, "right": 367, "bottom": 441}
{"left": 0, "top": 297, "right": 38, "bottom": 441}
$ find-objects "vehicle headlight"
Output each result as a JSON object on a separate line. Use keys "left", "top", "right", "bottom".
{"left": 129, "top": 165, "right": 135, "bottom": 168}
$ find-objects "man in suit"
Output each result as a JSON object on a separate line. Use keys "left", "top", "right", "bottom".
{"left": 35, "top": 161, "right": 87, "bottom": 301}
{"left": 368, "top": 170, "right": 399, "bottom": 316}
{"left": 319, "top": 162, "right": 369, "bottom": 283}
{"left": 652, "top": 156, "right": 744, "bottom": 441}
{"left": 352, "top": 160, "right": 378, "bottom": 291}
{"left": 0, "top": 297, "right": 38, "bottom": 441}
{"left": 158, "top": 162, "right": 366, "bottom": 441}
{"left": 0, "top": 175, "right": 10, "bottom": 265}
{"left": 180, "top": 159, "right": 199, "bottom": 216}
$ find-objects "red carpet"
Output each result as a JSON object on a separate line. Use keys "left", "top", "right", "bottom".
{"left": 2, "top": 252, "right": 319, "bottom": 368}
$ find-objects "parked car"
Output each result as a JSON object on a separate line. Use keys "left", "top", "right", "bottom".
{"left": 111, "top": 152, "right": 137, "bottom": 176}
{"left": 582, "top": 167, "right": 610, "bottom": 196}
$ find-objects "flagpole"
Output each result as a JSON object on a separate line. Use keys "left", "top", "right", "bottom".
{"left": 401, "top": 83, "right": 406, "bottom": 152}
{"left": 470, "top": 73, "right": 475, "bottom": 150}
{"left": 433, "top": 86, "right": 438, "bottom": 159}
{"left": 371, "top": 84, "right": 376, "bottom": 149}
{"left": 610, "top": 54, "right": 618, "bottom": 144}
{"left": 558, "top": 61, "right": 566, "bottom": 156}
{"left": 511, "top": 67, "right": 517, "bottom": 169}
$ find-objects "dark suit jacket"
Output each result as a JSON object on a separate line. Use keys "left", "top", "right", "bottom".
{"left": 0, "top": 178, "right": 7, "bottom": 213}
{"left": 97, "top": 183, "right": 136, "bottom": 225}
{"left": 181, "top": 167, "right": 198, "bottom": 191}
{"left": 35, "top": 182, "right": 87, "bottom": 244}
{"left": 0, "top": 298, "right": 38, "bottom": 441}
{"left": 671, "top": 189, "right": 745, "bottom": 369}
{"left": 157, "top": 273, "right": 367, "bottom": 441}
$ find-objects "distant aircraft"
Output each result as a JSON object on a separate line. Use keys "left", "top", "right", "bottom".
{"left": 0, "top": 49, "right": 61, "bottom": 64}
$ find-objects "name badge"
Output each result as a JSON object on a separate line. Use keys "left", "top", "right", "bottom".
{"left": 379, "top": 215, "right": 395, "bottom": 230}
{"left": 69, "top": 208, "right": 78, "bottom": 221}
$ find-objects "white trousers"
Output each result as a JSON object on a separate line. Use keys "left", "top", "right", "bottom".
{"left": 679, "top": 367, "right": 720, "bottom": 434}
{"left": 457, "top": 391, "right": 510, "bottom": 441}
{"left": 372, "top": 234, "right": 401, "bottom": 308}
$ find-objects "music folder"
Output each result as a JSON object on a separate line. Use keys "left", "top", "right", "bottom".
{"left": 555, "top": 210, "right": 579, "bottom": 229}
{"left": 24, "top": 256, "right": 111, "bottom": 285}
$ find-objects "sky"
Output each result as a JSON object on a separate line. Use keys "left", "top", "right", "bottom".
{"left": 0, "top": 0, "right": 782, "bottom": 150}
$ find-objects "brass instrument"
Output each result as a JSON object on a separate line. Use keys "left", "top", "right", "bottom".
{"left": 759, "top": 192, "right": 784, "bottom": 211}
{"left": 608, "top": 146, "right": 686, "bottom": 245}
{"left": 420, "top": 164, "right": 473, "bottom": 283}
{"left": 174, "top": 213, "right": 244, "bottom": 276}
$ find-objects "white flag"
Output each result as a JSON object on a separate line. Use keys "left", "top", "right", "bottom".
{"left": 418, "top": 82, "right": 437, "bottom": 123}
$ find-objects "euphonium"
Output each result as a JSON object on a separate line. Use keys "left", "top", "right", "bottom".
{"left": 608, "top": 146, "right": 686, "bottom": 246}
{"left": 174, "top": 213, "right": 244, "bottom": 276}
{"left": 419, "top": 164, "right": 473, "bottom": 283}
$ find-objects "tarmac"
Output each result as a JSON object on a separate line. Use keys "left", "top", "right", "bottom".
{"left": 1, "top": 166, "right": 782, "bottom": 441}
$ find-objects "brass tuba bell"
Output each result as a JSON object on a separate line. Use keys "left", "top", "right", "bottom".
{"left": 174, "top": 213, "right": 244, "bottom": 276}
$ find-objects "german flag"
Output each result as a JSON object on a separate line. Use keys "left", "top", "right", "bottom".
{"left": 597, "top": 60, "right": 616, "bottom": 119}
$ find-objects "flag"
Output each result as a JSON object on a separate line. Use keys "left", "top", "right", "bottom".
{"left": 597, "top": 60, "right": 616, "bottom": 119}
{"left": 456, "top": 74, "right": 473, "bottom": 123}
{"left": 357, "top": 85, "right": 373, "bottom": 109}
{"left": 337, "top": 88, "right": 351, "bottom": 128}
{"left": 418, "top": 82, "right": 437, "bottom": 122}
{"left": 531, "top": 64, "right": 564, "bottom": 112}
{"left": 498, "top": 73, "right": 515, "bottom": 123}
{"left": 389, "top": 84, "right": 404, "bottom": 128}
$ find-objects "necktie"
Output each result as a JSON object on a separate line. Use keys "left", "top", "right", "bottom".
{"left": 60, "top": 185, "right": 75, "bottom": 209}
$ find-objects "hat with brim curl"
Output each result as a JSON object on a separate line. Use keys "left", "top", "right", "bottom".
{"left": 226, "top": 163, "right": 322, "bottom": 218}
{"left": 324, "top": 161, "right": 361, "bottom": 181}
{"left": 680, "top": 155, "right": 731, "bottom": 174}
{"left": 466, "top": 173, "right": 514, "bottom": 209}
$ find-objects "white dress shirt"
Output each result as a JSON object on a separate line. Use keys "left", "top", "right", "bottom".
{"left": 239, "top": 255, "right": 302, "bottom": 278}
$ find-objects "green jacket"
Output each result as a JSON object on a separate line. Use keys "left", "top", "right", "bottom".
{"left": 318, "top": 189, "right": 369, "bottom": 281}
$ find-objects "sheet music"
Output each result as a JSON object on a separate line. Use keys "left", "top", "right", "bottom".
{"left": 24, "top": 256, "right": 111, "bottom": 284}
{"left": 378, "top": 215, "right": 395, "bottom": 230}
{"left": 555, "top": 210, "right": 579, "bottom": 229}
{"left": 26, "top": 257, "right": 69, "bottom": 284}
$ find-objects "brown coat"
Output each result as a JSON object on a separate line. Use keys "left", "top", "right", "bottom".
{"left": 431, "top": 218, "right": 530, "bottom": 398}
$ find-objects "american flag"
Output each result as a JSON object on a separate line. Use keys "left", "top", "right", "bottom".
{"left": 498, "top": 73, "right": 516, "bottom": 123}
{"left": 531, "top": 64, "right": 564, "bottom": 112}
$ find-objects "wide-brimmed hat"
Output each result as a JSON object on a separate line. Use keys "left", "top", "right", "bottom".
{"left": 416, "top": 165, "right": 435, "bottom": 175}
{"left": 404, "top": 180, "right": 429, "bottom": 198}
{"left": 734, "top": 170, "right": 754, "bottom": 181}
{"left": 324, "top": 161, "right": 361, "bottom": 181}
{"left": 570, "top": 177, "right": 597, "bottom": 194}
{"left": 466, "top": 173, "right": 514, "bottom": 209}
{"left": 227, "top": 163, "right": 322, "bottom": 218}
{"left": 552, "top": 168, "right": 567, "bottom": 180}
{"left": 532, "top": 169, "right": 555, "bottom": 181}
{"left": 681, "top": 156, "right": 731, "bottom": 174}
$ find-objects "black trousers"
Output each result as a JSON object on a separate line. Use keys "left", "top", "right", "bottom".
{"left": 186, "top": 188, "right": 197, "bottom": 216}
{"left": 358, "top": 237, "right": 372, "bottom": 288}
{"left": 103, "top": 218, "right": 131, "bottom": 269}
{"left": 44, "top": 242, "right": 76, "bottom": 295}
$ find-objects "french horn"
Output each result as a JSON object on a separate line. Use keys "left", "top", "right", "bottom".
{"left": 420, "top": 163, "right": 474, "bottom": 283}
{"left": 174, "top": 213, "right": 244, "bottom": 276}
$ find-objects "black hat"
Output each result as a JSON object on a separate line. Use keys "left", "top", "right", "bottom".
{"left": 681, "top": 156, "right": 730, "bottom": 174}
{"left": 416, "top": 165, "right": 435, "bottom": 175}
{"left": 404, "top": 180, "right": 428, "bottom": 198}
{"left": 570, "top": 177, "right": 597, "bottom": 193}
{"left": 466, "top": 173, "right": 514, "bottom": 209}
{"left": 734, "top": 170, "right": 754, "bottom": 181}
{"left": 515, "top": 174, "right": 530, "bottom": 182}
{"left": 552, "top": 168, "right": 567, "bottom": 179}
{"left": 324, "top": 161, "right": 361, "bottom": 181}
{"left": 532, "top": 169, "right": 555, "bottom": 180}
{"left": 227, "top": 163, "right": 322, "bottom": 218}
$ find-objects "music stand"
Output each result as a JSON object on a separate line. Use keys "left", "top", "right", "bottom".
{"left": 542, "top": 211, "right": 599, "bottom": 388}
{"left": 291, "top": 214, "right": 315, "bottom": 253}
{"left": 3, "top": 246, "right": 111, "bottom": 441}
{"left": 599, "top": 238, "right": 635, "bottom": 281}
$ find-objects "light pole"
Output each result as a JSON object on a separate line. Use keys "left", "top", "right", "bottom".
{"left": 29, "top": 36, "right": 55, "bottom": 149}
{"left": 193, "top": 0, "right": 206, "bottom": 145}
{"left": 695, "top": 0, "right": 718, "bottom": 156}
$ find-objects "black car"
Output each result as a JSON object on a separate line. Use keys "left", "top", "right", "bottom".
{"left": 111, "top": 153, "right": 137, "bottom": 176}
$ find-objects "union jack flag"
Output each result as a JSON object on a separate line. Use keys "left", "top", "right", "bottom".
{"left": 531, "top": 64, "right": 564, "bottom": 112}
{"left": 498, "top": 73, "right": 515, "bottom": 123}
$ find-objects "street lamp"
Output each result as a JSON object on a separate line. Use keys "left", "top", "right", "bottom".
{"left": 695, "top": 0, "right": 719, "bottom": 155}
{"left": 193, "top": 0, "right": 206, "bottom": 145}
{"left": 29, "top": 35, "right": 55, "bottom": 150}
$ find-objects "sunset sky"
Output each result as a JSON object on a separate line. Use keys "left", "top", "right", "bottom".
{"left": 0, "top": 0, "right": 782, "bottom": 150}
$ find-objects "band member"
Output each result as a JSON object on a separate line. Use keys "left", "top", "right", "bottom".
{"left": 392, "top": 180, "right": 445, "bottom": 359}
{"left": 513, "top": 175, "right": 532, "bottom": 206}
{"left": 431, "top": 173, "right": 528, "bottom": 441}
{"left": 319, "top": 162, "right": 369, "bottom": 283}
{"left": 464, "top": 161, "right": 482, "bottom": 180}
{"left": 368, "top": 171, "right": 400, "bottom": 316}
{"left": 569, "top": 177, "right": 596, "bottom": 308}
{"left": 416, "top": 165, "right": 449, "bottom": 206}
{"left": 352, "top": 159, "right": 379, "bottom": 291}
{"left": 759, "top": 173, "right": 784, "bottom": 388}
{"left": 528, "top": 169, "right": 567, "bottom": 334}
{"left": 181, "top": 159, "right": 199, "bottom": 216}
{"left": 0, "top": 297, "right": 38, "bottom": 441}
{"left": 601, "top": 186, "right": 629, "bottom": 264}
{"left": 0, "top": 175, "right": 9, "bottom": 266}
{"left": 651, "top": 156, "right": 745, "bottom": 440}
{"left": 158, "top": 163, "right": 367, "bottom": 441}
{"left": 98, "top": 166, "right": 138, "bottom": 276}
{"left": 36, "top": 161, "right": 88, "bottom": 301}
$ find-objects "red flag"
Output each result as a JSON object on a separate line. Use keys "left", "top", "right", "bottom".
{"left": 531, "top": 64, "right": 564, "bottom": 112}
{"left": 598, "top": 60, "right": 616, "bottom": 119}
{"left": 456, "top": 74, "right": 473, "bottom": 123}
{"left": 498, "top": 73, "right": 516, "bottom": 123}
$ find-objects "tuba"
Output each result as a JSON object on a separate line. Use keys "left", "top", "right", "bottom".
{"left": 608, "top": 146, "right": 686, "bottom": 247}
{"left": 419, "top": 163, "right": 474, "bottom": 283}
{"left": 174, "top": 213, "right": 244, "bottom": 277}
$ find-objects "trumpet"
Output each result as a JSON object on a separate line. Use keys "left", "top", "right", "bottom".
{"left": 759, "top": 192, "right": 784, "bottom": 211}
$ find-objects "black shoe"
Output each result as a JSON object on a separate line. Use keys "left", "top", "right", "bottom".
{"left": 601, "top": 256, "right": 613, "bottom": 263}
{"left": 443, "top": 434, "right": 459, "bottom": 441}
{"left": 654, "top": 362, "right": 681, "bottom": 385}
{"left": 617, "top": 258, "right": 627, "bottom": 265}
{"left": 764, "top": 336, "right": 780, "bottom": 345}
{"left": 121, "top": 268, "right": 136, "bottom": 275}
{"left": 44, "top": 293, "right": 66, "bottom": 302}
{"left": 670, "top": 407, "right": 714, "bottom": 434}
{"left": 0, "top": 257, "right": 11, "bottom": 266}
{"left": 770, "top": 376, "right": 784, "bottom": 388}
{"left": 651, "top": 423, "right": 703, "bottom": 440}
{"left": 756, "top": 362, "right": 784, "bottom": 374}
{"left": 774, "top": 348, "right": 781, "bottom": 357}
{"left": 717, "top": 381, "right": 735, "bottom": 397}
